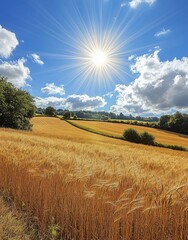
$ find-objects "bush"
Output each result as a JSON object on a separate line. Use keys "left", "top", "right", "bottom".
{"left": 168, "top": 145, "right": 186, "bottom": 151}
{"left": 123, "top": 128, "right": 155, "bottom": 146}
{"left": 155, "top": 142, "right": 187, "bottom": 151}
{"left": 123, "top": 128, "right": 186, "bottom": 151}
{"left": 123, "top": 128, "right": 141, "bottom": 143}
{"left": 140, "top": 131, "right": 155, "bottom": 145}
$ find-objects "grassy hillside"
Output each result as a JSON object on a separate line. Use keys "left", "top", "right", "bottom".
{"left": 0, "top": 117, "right": 188, "bottom": 239}
{"left": 71, "top": 120, "right": 188, "bottom": 148}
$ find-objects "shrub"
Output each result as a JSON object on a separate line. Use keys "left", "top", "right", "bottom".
{"left": 168, "top": 145, "right": 186, "bottom": 151}
{"left": 155, "top": 142, "right": 187, "bottom": 151}
{"left": 123, "top": 129, "right": 186, "bottom": 151}
{"left": 140, "top": 131, "right": 155, "bottom": 145}
{"left": 123, "top": 128, "right": 141, "bottom": 143}
{"left": 123, "top": 129, "right": 155, "bottom": 146}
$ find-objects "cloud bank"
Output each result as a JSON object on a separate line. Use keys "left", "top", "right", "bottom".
{"left": 111, "top": 50, "right": 188, "bottom": 115}
{"left": 35, "top": 94, "right": 106, "bottom": 110}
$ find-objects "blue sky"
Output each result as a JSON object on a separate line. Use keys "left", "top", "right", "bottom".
{"left": 0, "top": 0, "right": 188, "bottom": 116}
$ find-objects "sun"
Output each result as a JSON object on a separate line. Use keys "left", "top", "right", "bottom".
{"left": 91, "top": 50, "right": 108, "bottom": 67}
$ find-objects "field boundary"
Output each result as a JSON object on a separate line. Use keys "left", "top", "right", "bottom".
{"left": 66, "top": 120, "right": 187, "bottom": 152}
{"left": 66, "top": 119, "right": 123, "bottom": 140}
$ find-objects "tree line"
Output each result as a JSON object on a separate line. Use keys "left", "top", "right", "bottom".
{"left": 36, "top": 107, "right": 159, "bottom": 122}
{"left": 158, "top": 112, "right": 188, "bottom": 134}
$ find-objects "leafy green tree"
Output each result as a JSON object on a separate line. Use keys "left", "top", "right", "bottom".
{"left": 168, "top": 112, "right": 184, "bottom": 132}
{"left": 76, "top": 111, "right": 85, "bottom": 118}
{"left": 44, "top": 106, "right": 56, "bottom": 116}
{"left": 181, "top": 114, "right": 188, "bottom": 134}
{"left": 158, "top": 115, "right": 171, "bottom": 129}
{"left": 63, "top": 110, "right": 71, "bottom": 119}
{"left": 109, "top": 112, "right": 116, "bottom": 119}
{"left": 0, "top": 76, "right": 36, "bottom": 130}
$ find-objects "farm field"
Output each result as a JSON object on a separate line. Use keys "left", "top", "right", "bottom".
{"left": 0, "top": 117, "right": 188, "bottom": 239}
{"left": 71, "top": 120, "right": 188, "bottom": 148}
{"left": 0, "top": 196, "right": 32, "bottom": 239}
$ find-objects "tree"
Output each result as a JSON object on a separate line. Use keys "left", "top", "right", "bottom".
{"left": 0, "top": 76, "right": 36, "bottom": 130}
{"left": 63, "top": 110, "right": 71, "bottom": 119}
{"left": 168, "top": 112, "right": 184, "bottom": 132}
{"left": 181, "top": 114, "right": 188, "bottom": 134}
{"left": 109, "top": 112, "right": 116, "bottom": 119}
{"left": 158, "top": 115, "right": 171, "bottom": 129}
{"left": 76, "top": 111, "right": 85, "bottom": 118}
{"left": 44, "top": 106, "right": 56, "bottom": 116}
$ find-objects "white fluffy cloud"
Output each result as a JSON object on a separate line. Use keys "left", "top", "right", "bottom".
{"left": 111, "top": 50, "right": 188, "bottom": 115}
{"left": 0, "top": 25, "right": 19, "bottom": 58}
{"left": 35, "top": 96, "right": 65, "bottom": 108}
{"left": 65, "top": 95, "right": 106, "bottom": 110}
{"left": 0, "top": 58, "right": 31, "bottom": 88}
{"left": 35, "top": 94, "right": 106, "bottom": 110}
{"left": 31, "top": 53, "right": 44, "bottom": 65}
{"left": 155, "top": 28, "right": 171, "bottom": 37}
{"left": 41, "top": 83, "right": 65, "bottom": 96}
{"left": 129, "top": 0, "right": 156, "bottom": 8}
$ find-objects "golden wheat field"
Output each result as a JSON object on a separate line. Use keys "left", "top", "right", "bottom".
{"left": 0, "top": 196, "right": 31, "bottom": 239}
{"left": 71, "top": 120, "right": 188, "bottom": 148}
{"left": 0, "top": 117, "right": 188, "bottom": 239}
